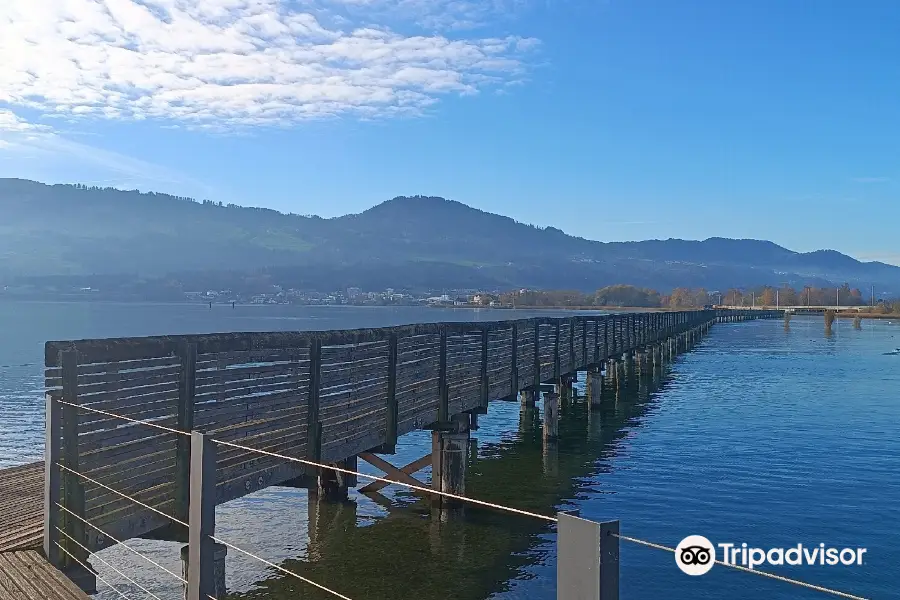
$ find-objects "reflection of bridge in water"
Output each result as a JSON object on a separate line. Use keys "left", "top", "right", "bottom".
{"left": 233, "top": 366, "right": 671, "bottom": 600}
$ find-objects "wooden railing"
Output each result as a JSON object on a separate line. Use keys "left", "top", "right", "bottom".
{"left": 44, "top": 309, "right": 783, "bottom": 555}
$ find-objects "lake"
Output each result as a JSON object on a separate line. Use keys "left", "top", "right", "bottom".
{"left": 0, "top": 301, "right": 894, "bottom": 600}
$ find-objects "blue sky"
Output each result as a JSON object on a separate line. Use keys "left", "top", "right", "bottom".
{"left": 1, "top": 1, "right": 899, "bottom": 263}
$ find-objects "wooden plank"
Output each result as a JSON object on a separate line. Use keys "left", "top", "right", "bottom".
{"left": 0, "top": 551, "right": 91, "bottom": 600}
{"left": 0, "top": 462, "right": 43, "bottom": 553}
{"left": 78, "top": 418, "right": 177, "bottom": 453}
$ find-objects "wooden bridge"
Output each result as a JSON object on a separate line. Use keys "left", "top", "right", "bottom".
{"left": 0, "top": 308, "right": 782, "bottom": 599}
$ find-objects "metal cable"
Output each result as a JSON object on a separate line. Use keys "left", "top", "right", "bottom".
{"left": 211, "top": 534, "right": 353, "bottom": 600}
{"left": 612, "top": 534, "right": 869, "bottom": 600}
{"left": 56, "top": 462, "right": 189, "bottom": 528}
{"left": 210, "top": 438, "right": 558, "bottom": 523}
{"left": 57, "top": 400, "right": 189, "bottom": 436}
{"left": 54, "top": 541, "right": 136, "bottom": 600}
{"left": 56, "top": 502, "right": 187, "bottom": 584}
{"left": 57, "top": 527, "right": 166, "bottom": 600}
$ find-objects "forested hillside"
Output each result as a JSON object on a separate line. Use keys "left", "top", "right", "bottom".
{"left": 2, "top": 179, "right": 897, "bottom": 296}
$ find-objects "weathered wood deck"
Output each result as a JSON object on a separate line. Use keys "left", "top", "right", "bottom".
{"left": 0, "top": 463, "right": 91, "bottom": 599}
{"left": 0, "top": 462, "right": 43, "bottom": 552}
{"left": 0, "top": 550, "right": 91, "bottom": 600}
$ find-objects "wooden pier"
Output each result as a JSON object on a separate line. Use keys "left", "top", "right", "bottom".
{"left": 0, "top": 308, "right": 779, "bottom": 597}
{"left": 0, "top": 465, "right": 90, "bottom": 599}
{"left": 0, "top": 462, "right": 43, "bottom": 553}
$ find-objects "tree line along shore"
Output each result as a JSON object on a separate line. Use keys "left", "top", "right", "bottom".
{"left": 472, "top": 284, "right": 890, "bottom": 310}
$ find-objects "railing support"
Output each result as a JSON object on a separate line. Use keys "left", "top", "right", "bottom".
{"left": 187, "top": 432, "right": 224, "bottom": 600}
{"left": 44, "top": 391, "right": 62, "bottom": 567}
{"left": 557, "top": 513, "right": 619, "bottom": 600}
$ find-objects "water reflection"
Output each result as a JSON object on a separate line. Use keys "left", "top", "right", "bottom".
{"left": 229, "top": 365, "right": 675, "bottom": 600}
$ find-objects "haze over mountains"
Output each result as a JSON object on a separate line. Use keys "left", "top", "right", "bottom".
{"left": 1, "top": 178, "right": 897, "bottom": 297}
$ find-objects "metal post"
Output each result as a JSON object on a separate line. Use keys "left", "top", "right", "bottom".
{"left": 44, "top": 391, "right": 62, "bottom": 566}
{"left": 600, "top": 521, "right": 620, "bottom": 599}
{"left": 557, "top": 513, "right": 619, "bottom": 600}
{"left": 188, "top": 432, "right": 218, "bottom": 600}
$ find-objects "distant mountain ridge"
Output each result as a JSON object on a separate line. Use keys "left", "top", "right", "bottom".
{"left": 1, "top": 178, "right": 896, "bottom": 296}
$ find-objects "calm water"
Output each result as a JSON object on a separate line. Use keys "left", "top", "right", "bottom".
{"left": 0, "top": 302, "right": 895, "bottom": 600}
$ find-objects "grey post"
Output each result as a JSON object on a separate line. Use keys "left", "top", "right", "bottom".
{"left": 557, "top": 513, "right": 619, "bottom": 600}
{"left": 188, "top": 432, "right": 217, "bottom": 600}
{"left": 44, "top": 391, "right": 62, "bottom": 566}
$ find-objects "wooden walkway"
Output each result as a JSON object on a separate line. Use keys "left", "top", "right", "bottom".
{"left": 0, "top": 550, "right": 90, "bottom": 599}
{"left": 0, "top": 464, "right": 90, "bottom": 600}
{"left": 0, "top": 462, "right": 43, "bottom": 552}
{"left": 0, "top": 308, "right": 778, "bottom": 598}
{"left": 36, "top": 309, "right": 780, "bottom": 555}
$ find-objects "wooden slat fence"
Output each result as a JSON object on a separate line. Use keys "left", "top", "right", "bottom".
{"left": 44, "top": 310, "right": 732, "bottom": 554}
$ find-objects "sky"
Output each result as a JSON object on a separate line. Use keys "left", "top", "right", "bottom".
{"left": 1, "top": 1, "right": 899, "bottom": 264}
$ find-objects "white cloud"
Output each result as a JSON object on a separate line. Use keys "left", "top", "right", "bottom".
{"left": 0, "top": 109, "right": 52, "bottom": 133}
{"left": 0, "top": 0, "right": 540, "bottom": 131}
{"left": 327, "top": 0, "right": 535, "bottom": 30}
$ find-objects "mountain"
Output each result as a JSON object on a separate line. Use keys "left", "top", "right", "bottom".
{"left": 1, "top": 178, "right": 897, "bottom": 296}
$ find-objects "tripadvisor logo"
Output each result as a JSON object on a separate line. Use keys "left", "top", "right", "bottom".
{"left": 675, "top": 536, "right": 868, "bottom": 575}
{"left": 675, "top": 535, "right": 715, "bottom": 575}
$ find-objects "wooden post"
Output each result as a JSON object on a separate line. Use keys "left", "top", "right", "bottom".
{"left": 176, "top": 341, "right": 197, "bottom": 528}
{"left": 187, "top": 432, "right": 223, "bottom": 600}
{"left": 60, "top": 349, "right": 88, "bottom": 574}
{"left": 319, "top": 456, "right": 356, "bottom": 502}
{"left": 582, "top": 320, "right": 588, "bottom": 370}
{"left": 480, "top": 328, "right": 489, "bottom": 411}
{"left": 521, "top": 389, "right": 535, "bottom": 407}
{"left": 534, "top": 320, "right": 542, "bottom": 389}
{"left": 557, "top": 514, "right": 619, "bottom": 600}
{"left": 543, "top": 391, "right": 559, "bottom": 440}
{"left": 438, "top": 328, "right": 449, "bottom": 423}
{"left": 307, "top": 338, "right": 322, "bottom": 473}
{"left": 44, "top": 391, "right": 62, "bottom": 567}
{"left": 385, "top": 333, "right": 398, "bottom": 452}
{"left": 589, "top": 369, "right": 603, "bottom": 409}
{"left": 432, "top": 413, "right": 469, "bottom": 513}
{"left": 554, "top": 321, "right": 561, "bottom": 381}
{"left": 510, "top": 322, "right": 519, "bottom": 396}
{"left": 569, "top": 317, "right": 576, "bottom": 372}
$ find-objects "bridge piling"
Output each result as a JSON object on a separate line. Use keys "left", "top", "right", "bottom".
{"left": 588, "top": 369, "right": 603, "bottom": 409}
{"left": 520, "top": 389, "right": 536, "bottom": 408}
{"left": 318, "top": 456, "right": 357, "bottom": 502}
{"left": 432, "top": 413, "right": 470, "bottom": 515}
{"left": 543, "top": 391, "right": 560, "bottom": 441}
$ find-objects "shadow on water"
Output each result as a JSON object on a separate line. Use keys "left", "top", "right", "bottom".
{"left": 229, "top": 367, "right": 675, "bottom": 600}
